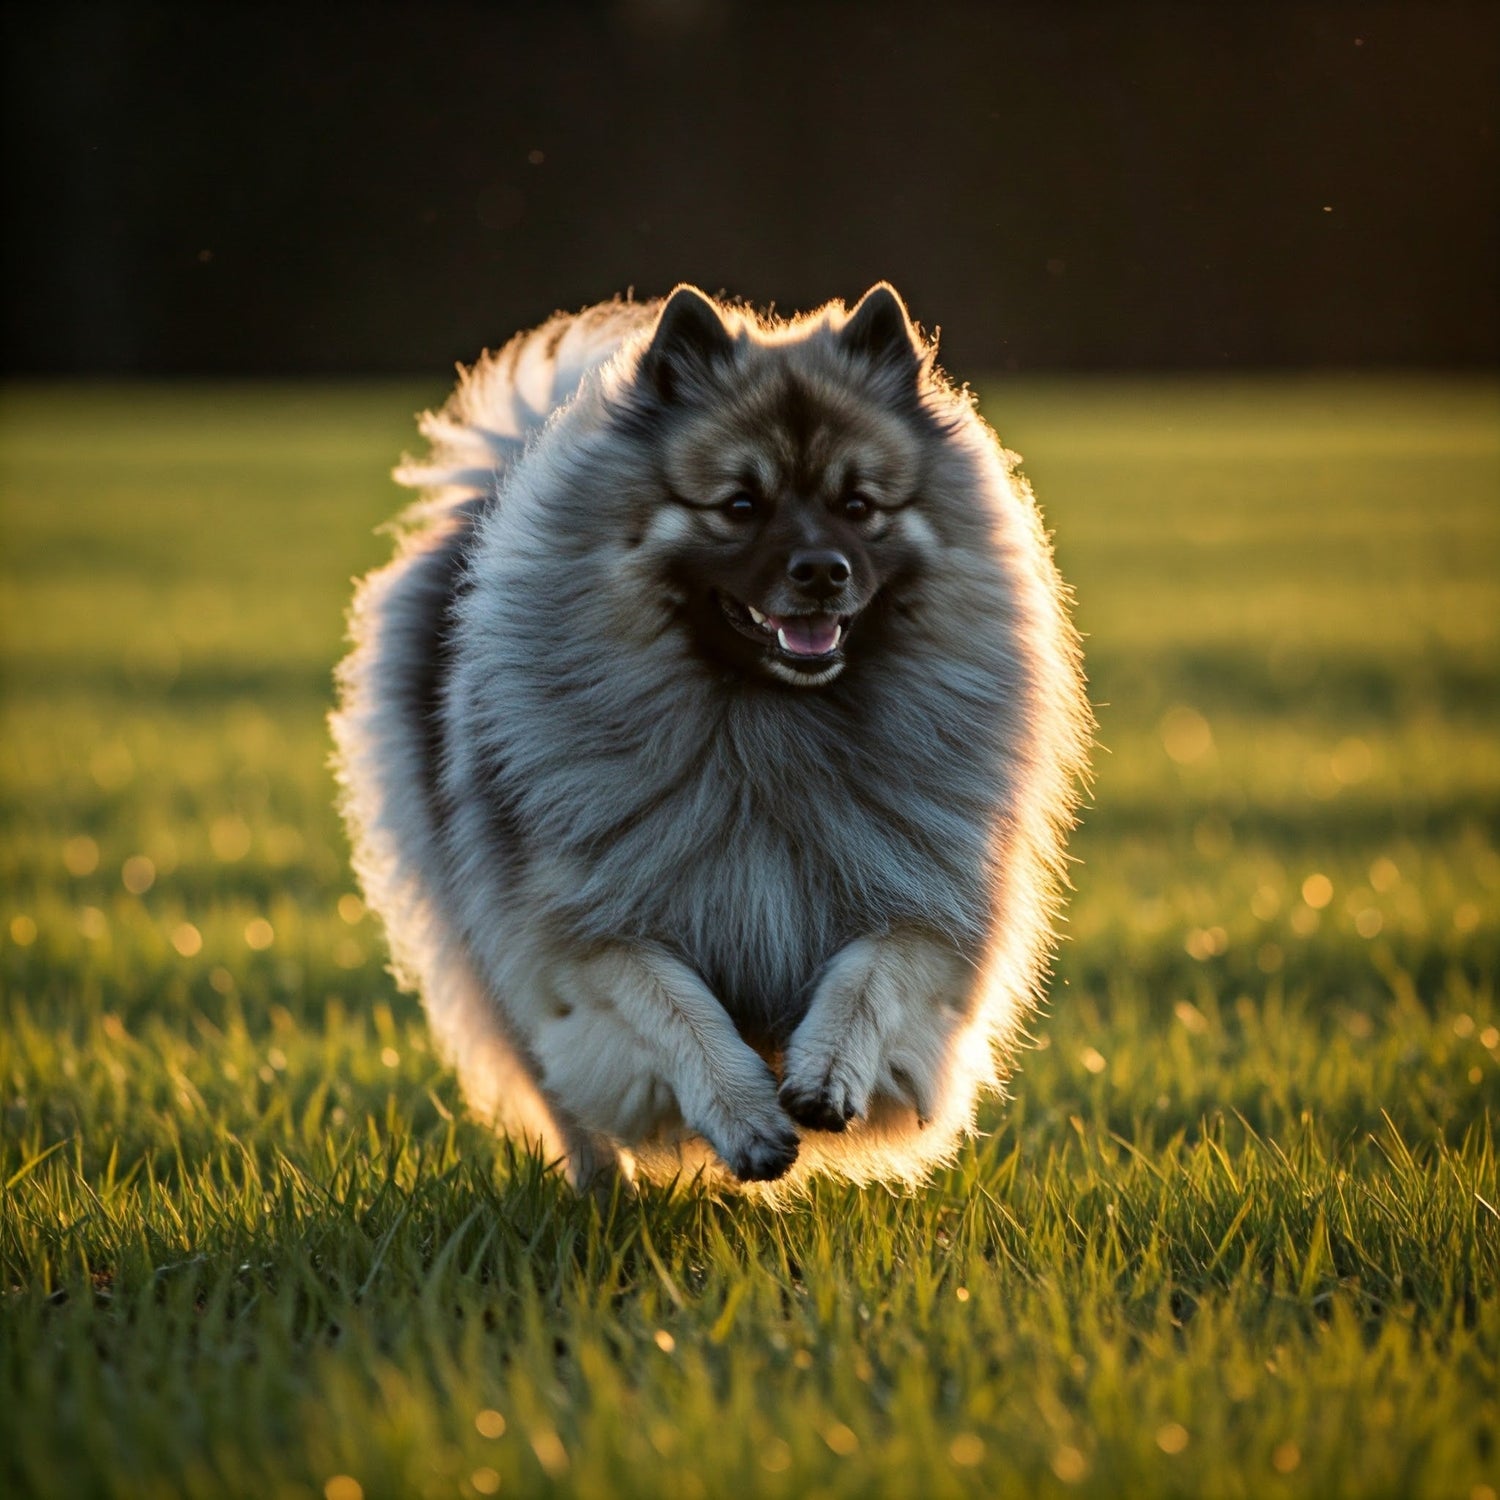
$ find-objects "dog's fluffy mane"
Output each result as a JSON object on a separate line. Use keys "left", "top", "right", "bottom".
{"left": 331, "top": 288, "right": 1091, "bottom": 1193}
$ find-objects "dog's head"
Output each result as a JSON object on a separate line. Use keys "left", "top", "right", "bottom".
{"left": 616, "top": 284, "right": 946, "bottom": 688}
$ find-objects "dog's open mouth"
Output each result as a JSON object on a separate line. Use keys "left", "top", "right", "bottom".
{"left": 718, "top": 594, "right": 850, "bottom": 667}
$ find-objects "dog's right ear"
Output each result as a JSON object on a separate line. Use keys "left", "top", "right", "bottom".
{"left": 840, "top": 283, "right": 923, "bottom": 373}
{"left": 640, "top": 285, "right": 734, "bottom": 401}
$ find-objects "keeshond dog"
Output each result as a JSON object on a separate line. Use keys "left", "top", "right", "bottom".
{"left": 331, "top": 283, "right": 1090, "bottom": 1192}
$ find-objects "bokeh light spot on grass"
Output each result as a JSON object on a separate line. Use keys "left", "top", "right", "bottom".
{"left": 1185, "top": 926, "right": 1228, "bottom": 960}
{"left": 1331, "top": 736, "right": 1373, "bottom": 784}
{"left": 210, "top": 815, "right": 253, "bottom": 863}
{"left": 9, "top": 914, "right": 38, "bottom": 946}
{"left": 170, "top": 923, "right": 202, "bottom": 957}
{"left": 529, "top": 1430, "right": 569, "bottom": 1477}
{"left": 823, "top": 1422, "right": 859, "bottom": 1456}
{"left": 1302, "top": 873, "right": 1334, "bottom": 909}
{"left": 759, "top": 1438, "right": 792, "bottom": 1472}
{"left": 121, "top": 855, "right": 156, "bottom": 895}
{"left": 62, "top": 835, "right": 99, "bottom": 876}
{"left": 1290, "top": 905, "right": 1321, "bottom": 936}
{"left": 471, "top": 1468, "right": 500, "bottom": 1495}
{"left": 1250, "top": 883, "right": 1281, "bottom": 920}
{"left": 1156, "top": 1423, "right": 1190, "bottom": 1455}
{"left": 1271, "top": 1441, "right": 1302, "bottom": 1473}
{"left": 337, "top": 893, "right": 365, "bottom": 924}
{"left": 1160, "top": 705, "right": 1213, "bottom": 765}
{"left": 949, "top": 1433, "right": 986, "bottom": 1466}
{"left": 88, "top": 741, "right": 135, "bottom": 790}
{"left": 474, "top": 1410, "right": 506, "bottom": 1439}
{"left": 323, "top": 1478, "right": 362, "bottom": 1500}
{"left": 244, "top": 918, "right": 274, "bottom": 951}
{"left": 1174, "top": 1000, "right": 1210, "bottom": 1034}
{"left": 1052, "top": 1446, "right": 1089, "bottom": 1483}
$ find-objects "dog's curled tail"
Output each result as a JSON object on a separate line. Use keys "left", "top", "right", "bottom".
{"left": 391, "top": 297, "right": 655, "bottom": 511}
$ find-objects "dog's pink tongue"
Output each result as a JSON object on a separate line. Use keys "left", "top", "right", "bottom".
{"left": 774, "top": 615, "right": 840, "bottom": 657}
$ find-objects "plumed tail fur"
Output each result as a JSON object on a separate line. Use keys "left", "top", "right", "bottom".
{"left": 392, "top": 299, "right": 655, "bottom": 509}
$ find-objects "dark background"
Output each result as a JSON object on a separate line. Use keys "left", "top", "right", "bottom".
{"left": 3, "top": 0, "right": 1497, "bottom": 376}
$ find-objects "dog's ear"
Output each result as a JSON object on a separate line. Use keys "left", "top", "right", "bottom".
{"left": 840, "top": 283, "right": 922, "bottom": 372}
{"left": 641, "top": 285, "right": 735, "bottom": 401}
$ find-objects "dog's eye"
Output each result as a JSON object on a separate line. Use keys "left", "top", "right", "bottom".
{"left": 843, "top": 493, "right": 874, "bottom": 521}
{"left": 723, "top": 492, "right": 759, "bottom": 521}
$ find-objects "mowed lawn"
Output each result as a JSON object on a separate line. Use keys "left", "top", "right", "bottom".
{"left": 1, "top": 377, "right": 1497, "bottom": 1500}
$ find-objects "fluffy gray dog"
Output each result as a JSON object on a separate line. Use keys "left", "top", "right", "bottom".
{"left": 331, "top": 284, "right": 1090, "bottom": 1193}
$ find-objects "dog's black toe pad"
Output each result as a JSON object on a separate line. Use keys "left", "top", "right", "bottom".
{"left": 779, "top": 1083, "right": 855, "bottom": 1134}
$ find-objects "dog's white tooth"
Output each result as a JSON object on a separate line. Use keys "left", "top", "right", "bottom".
{"left": 832, "top": 624, "right": 843, "bottom": 650}
{"left": 776, "top": 627, "right": 790, "bottom": 652}
{"left": 748, "top": 605, "right": 767, "bottom": 626}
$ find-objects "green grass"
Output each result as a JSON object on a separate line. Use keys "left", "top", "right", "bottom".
{"left": 2, "top": 376, "right": 1497, "bottom": 1500}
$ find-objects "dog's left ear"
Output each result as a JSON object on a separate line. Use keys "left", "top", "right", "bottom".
{"left": 840, "top": 283, "right": 923, "bottom": 372}
{"left": 641, "top": 285, "right": 735, "bottom": 402}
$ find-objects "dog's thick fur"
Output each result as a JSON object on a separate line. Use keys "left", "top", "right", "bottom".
{"left": 331, "top": 285, "right": 1090, "bottom": 1192}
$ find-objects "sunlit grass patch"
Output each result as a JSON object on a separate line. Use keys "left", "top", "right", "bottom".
{"left": 2, "top": 377, "right": 1497, "bottom": 1498}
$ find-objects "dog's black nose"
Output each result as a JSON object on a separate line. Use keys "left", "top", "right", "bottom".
{"left": 787, "top": 549, "right": 851, "bottom": 598}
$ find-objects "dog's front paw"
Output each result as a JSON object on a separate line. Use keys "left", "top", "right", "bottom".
{"left": 778, "top": 1037, "right": 877, "bottom": 1133}
{"left": 725, "top": 1116, "right": 802, "bottom": 1182}
{"left": 691, "top": 1075, "right": 800, "bottom": 1182}
{"left": 708, "top": 1102, "right": 800, "bottom": 1182}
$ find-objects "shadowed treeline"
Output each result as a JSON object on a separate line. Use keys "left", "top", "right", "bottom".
{"left": 3, "top": 0, "right": 1497, "bottom": 375}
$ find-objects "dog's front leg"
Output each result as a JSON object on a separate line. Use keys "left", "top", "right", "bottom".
{"left": 779, "top": 930, "right": 973, "bottom": 1131}
{"left": 534, "top": 943, "right": 800, "bottom": 1183}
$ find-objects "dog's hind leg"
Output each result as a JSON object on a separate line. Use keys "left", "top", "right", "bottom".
{"left": 551, "top": 1109, "right": 636, "bottom": 1203}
